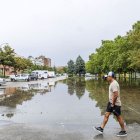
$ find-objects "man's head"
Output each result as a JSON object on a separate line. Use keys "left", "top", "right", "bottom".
{"left": 107, "top": 71, "right": 115, "bottom": 82}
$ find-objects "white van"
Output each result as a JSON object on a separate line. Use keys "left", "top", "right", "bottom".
{"left": 32, "top": 70, "right": 48, "bottom": 79}
{"left": 48, "top": 71, "right": 55, "bottom": 78}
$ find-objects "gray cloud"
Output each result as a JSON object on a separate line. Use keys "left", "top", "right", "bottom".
{"left": 0, "top": 0, "right": 140, "bottom": 66}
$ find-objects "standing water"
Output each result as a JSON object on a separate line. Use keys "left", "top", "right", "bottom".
{"left": 0, "top": 78, "right": 140, "bottom": 140}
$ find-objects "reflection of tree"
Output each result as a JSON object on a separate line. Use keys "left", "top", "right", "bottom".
{"left": 120, "top": 86, "right": 140, "bottom": 124}
{"left": 6, "top": 113, "right": 14, "bottom": 118}
{"left": 0, "top": 87, "right": 51, "bottom": 119}
{"left": 86, "top": 79, "right": 108, "bottom": 115}
{"left": 67, "top": 78, "right": 75, "bottom": 95}
{"left": 39, "top": 89, "right": 50, "bottom": 95}
{"left": 0, "top": 89, "right": 35, "bottom": 108}
{"left": 75, "top": 78, "right": 86, "bottom": 99}
{"left": 86, "top": 79, "right": 140, "bottom": 124}
{"left": 67, "top": 77, "right": 86, "bottom": 99}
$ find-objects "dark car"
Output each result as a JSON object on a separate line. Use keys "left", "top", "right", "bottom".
{"left": 29, "top": 73, "right": 38, "bottom": 81}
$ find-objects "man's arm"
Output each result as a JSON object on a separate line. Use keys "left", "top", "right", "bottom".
{"left": 111, "top": 91, "right": 118, "bottom": 106}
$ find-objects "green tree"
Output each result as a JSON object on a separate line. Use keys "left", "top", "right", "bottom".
{"left": 63, "top": 66, "right": 68, "bottom": 73}
{"left": 0, "top": 45, "right": 15, "bottom": 77}
{"left": 75, "top": 56, "right": 86, "bottom": 76}
{"left": 14, "top": 57, "right": 33, "bottom": 73}
{"left": 128, "top": 49, "right": 140, "bottom": 71}
{"left": 56, "top": 66, "right": 68, "bottom": 74}
{"left": 31, "top": 64, "right": 53, "bottom": 71}
{"left": 86, "top": 53, "right": 100, "bottom": 74}
{"left": 67, "top": 60, "right": 75, "bottom": 76}
{"left": 86, "top": 21, "right": 140, "bottom": 78}
{"left": 53, "top": 66, "right": 57, "bottom": 74}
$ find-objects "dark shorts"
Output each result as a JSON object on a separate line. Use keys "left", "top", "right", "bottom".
{"left": 106, "top": 102, "right": 121, "bottom": 116}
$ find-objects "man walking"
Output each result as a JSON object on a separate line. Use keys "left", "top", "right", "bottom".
{"left": 95, "top": 71, "right": 127, "bottom": 137}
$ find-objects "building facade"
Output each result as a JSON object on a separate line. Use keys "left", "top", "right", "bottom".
{"left": 0, "top": 65, "right": 15, "bottom": 76}
{"left": 28, "top": 55, "right": 51, "bottom": 67}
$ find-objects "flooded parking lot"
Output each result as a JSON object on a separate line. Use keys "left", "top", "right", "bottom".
{"left": 0, "top": 77, "right": 139, "bottom": 140}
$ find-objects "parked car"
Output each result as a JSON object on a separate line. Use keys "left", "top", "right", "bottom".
{"left": 48, "top": 71, "right": 56, "bottom": 78}
{"left": 29, "top": 73, "right": 38, "bottom": 80}
{"left": 10, "top": 74, "right": 30, "bottom": 82}
{"left": 32, "top": 70, "right": 48, "bottom": 79}
{"left": 0, "top": 78, "right": 6, "bottom": 86}
{"left": 56, "top": 74, "right": 61, "bottom": 77}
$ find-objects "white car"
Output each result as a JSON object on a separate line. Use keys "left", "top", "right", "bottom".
{"left": 0, "top": 78, "right": 6, "bottom": 86}
{"left": 10, "top": 74, "right": 30, "bottom": 82}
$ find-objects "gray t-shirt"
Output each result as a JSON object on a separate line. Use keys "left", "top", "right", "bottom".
{"left": 109, "top": 80, "right": 121, "bottom": 106}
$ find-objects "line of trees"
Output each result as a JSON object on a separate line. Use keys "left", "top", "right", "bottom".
{"left": 0, "top": 45, "right": 54, "bottom": 77}
{"left": 86, "top": 21, "right": 140, "bottom": 78}
{"left": 67, "top": 55, "right": 86, "bottom": 77}
{"left": 0, "top": 45, "right": 34, "bottom": 77}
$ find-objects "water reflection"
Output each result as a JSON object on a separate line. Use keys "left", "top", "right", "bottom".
{"left": 6, "top": 113, "right": 14, "bottom": 118}
{"left": 0, "top": 89, "right": 35, "bottom": 108}
{"left": 93, "top": 134, "right": 104, "bottom": 140}
{"left": 65, "top": 78, "right": 140, "bottom": 124}
{"left": 0, "top": 82, "right": 56, "bottom": 119}
{"left": 0, "top": 82, "right": 57, "bottom": 105}
{"left": 67, "top": 78, "right": 86, "bottom": 99}
{"left": 0, "top": 87, "right": 17, "bottom": 95}
{"left": 86, "top": 79, "right": 109, "bottom": 115}
{"left": 85, "top": 78, "right": 140, "bottom": 124}
{"left": 0, "top": 78, "right": 139, "bottom": 126}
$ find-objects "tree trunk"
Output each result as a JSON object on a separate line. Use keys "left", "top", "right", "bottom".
{"left": 119, "top": 72, "right": 120, "bottom": 79}
{"left": 135, "top": 71, "right": 136, "bottom": 79}
{"left": 124, "top": 72, "right": 126, "bottom": 79}
{"left": 3, "top": 66, "right": 6, "bottom": 77}
{"left": 130, "top": 71, "right": 132, "bottom": 79}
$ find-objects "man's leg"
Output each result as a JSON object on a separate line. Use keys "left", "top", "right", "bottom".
{"left": 101, "top": 112, "right": 111, "bottom": 129}
{"left": 95, "top": 102, "right": 112, "bottom": 133}
{"left": 116, "top": 115, "right": 127, "bottom": 136}
{"left": 116, "top": 115, "right": 125, "bottom": 131}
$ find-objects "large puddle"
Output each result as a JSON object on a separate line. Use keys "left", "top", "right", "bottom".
{"left": 0, "top": 78, "right": 140, "bottom": 128}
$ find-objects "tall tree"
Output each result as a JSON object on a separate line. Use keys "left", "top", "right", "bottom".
{"left": 86, "top": 21, "right": 140, "bottom": 77}
{"left": 0, "top": 45, "right": 15, "bottom": 77}
{"left": 14, "top": 57, "right": 33, "bottom": 73}
{"left": 67, "top": 60, "right": 75, "bottom": 76}
{"left": 75, "top": 56, "right": 86, "bottom": 76}
{"left": 128, "top": 49, "right": 140, "bottom": 71}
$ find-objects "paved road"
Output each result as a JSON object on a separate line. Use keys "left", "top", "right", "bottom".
{"left": 0, "top": 122, "right": 139, "bottom": 140}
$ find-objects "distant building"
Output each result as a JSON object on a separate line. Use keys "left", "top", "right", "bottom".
{"left": 28, "top": 56, "right": 44, "bottom": 66}
{"left": 0, "top": 65, "right": 15, "bottom": 76}
{"left": 45, "top": 58, "right": 51, "bottom": 67}
{"left": 38, "top": 55, "right": 51, "bottom": 67}
{"left": 28, "top": 55, "right": 51, "bottom": 67}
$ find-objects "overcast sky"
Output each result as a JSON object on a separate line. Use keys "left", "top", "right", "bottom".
{"left": 0, "top": 0, "right": 140, "bottom": 66}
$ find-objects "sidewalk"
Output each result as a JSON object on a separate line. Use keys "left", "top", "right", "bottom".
{"left": 0, "top": 123, "right": 139, "bottom": 140}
